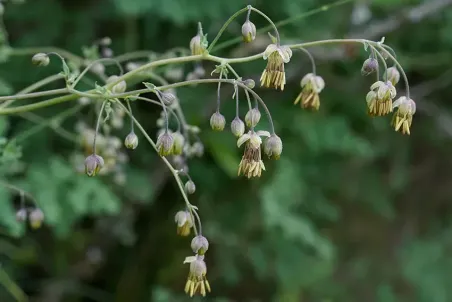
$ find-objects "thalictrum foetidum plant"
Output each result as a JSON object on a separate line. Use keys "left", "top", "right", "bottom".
{"left": 0, "top": 3, "right": 415, "bottom": 298}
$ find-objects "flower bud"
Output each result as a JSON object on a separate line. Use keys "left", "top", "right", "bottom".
{"left": 29, "top": 208, "right": 44, "bottom": 229}
{"left": 156, "top": 131, "right": 174, "bottom": 156}
{"left": 91, "top": 62, "right": 105, "bottom": 75}
{"left": 185, "top": 180, "right": 196, "bottom": 194}
{"left": 16, "top": 208, "right": 27, "bottom": 222}
{"left": 245, "top": 108, "right": 261, "bottom": 128}
{"left": 242, "top": 20, "right": 256, "bottom": 43}
{"left": 175, "top": 210, "right": 193, "bottom": 236}
{"left": 231, "top": 117, "right": 245, "bottom": 137}
{"left": 32, "top": 53, "right": 50, "bottom": 67}
{"left": 264, "top": 134, "right": 283, "bottom": 160}
{"left": 361, "top": 58, "right": 378, "bottom": 76}
{"left": 210, "top": 112, "right": 226, "bottom": 131}
{"left": 384, "top": 66, "right": 400, "bottom": 86}
{"left": 172, "top": 131, "right": 185, "bottom": 155}
{"left": 99, "top": 37, "right": 112, "bottom": 46}
{"left": 191, "top": 235, "right": 209, "bottom": 255}
{"left": 192, "top": 142, "right": 204, "bottom": 157}
{"left": 124, "top": 132, "right": 138, "bottom": 149}
{"left": 190, "top": 34, "right": 205, "bottom": 55}
{"left": 160, "top": 91, "right": 177, "bottom": 106}
{"left": 102, "top": 48, "right": 114, "bottom": 58}
{"left": 107, "top": 75, "right": 127, "bottom": 94}
{"left": 84, "top": 154, "right": 104, "bottom": 177}
{"left": 243, "top": 79, "right": 255, "bottom": 89}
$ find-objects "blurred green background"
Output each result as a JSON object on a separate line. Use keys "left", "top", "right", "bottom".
{"left": 1, "top": 0, "right": 452, "bottom": 301}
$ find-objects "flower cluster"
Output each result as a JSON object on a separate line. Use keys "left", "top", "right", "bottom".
{"left": 16, "top": 207, "right": 45, "bottom": 230}
{"left": 2, "top": 4, "right": 418, "bottom": 299}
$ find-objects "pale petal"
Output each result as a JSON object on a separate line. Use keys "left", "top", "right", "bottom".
{"left": 392, "top": 96, "right": 407, "bottom": 109}
{"left": 263, "top": 44, "right": 278, "bottom": 60}
{"left": 314, "top": 76, "right": 325, "bottom": 92}
{"left": 301, "top": 73, "right": 314, "bottom": 87}
{"left": 278, "top": 46, "right": 292, "bottom": 63}
{"left": 370, "top": 81, "right": 384, "bottom": 91}
{"left": 249, "top": 133, "right": 263, "bottom": 149}
{"left": 183, "top": 256, "right": 197, "bottom": 264}
{"left": 256, "top": 130, "right": 271, "bottom": 137}
{"left": 237, "top": 133, "right": 251, "bottom": 148}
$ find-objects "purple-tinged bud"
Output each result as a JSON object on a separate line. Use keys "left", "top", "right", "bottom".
{"left": 361, "top": 58, "right": 378, "bottom": 76}
{"left": 264, "top": 134, "right": 283, "bottom": 160}
{"left": 242, "top": 20, "right": 256, "bottom": 43}
{"left": 191, "top": 235, "right": 209, "bottom": 255}
{"left": 156, "top": 131, "right": 174, "bottom": 156}
{"left": 84, "top": 154, "right": 104, "bottom": 177}
{"left": 29, "top": 208, "right": 44, "bottom": 229}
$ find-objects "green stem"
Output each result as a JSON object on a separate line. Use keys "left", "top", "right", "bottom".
{"left": 0, "top": 74, "right": 64, "bottom": 109}
{"left": 147, "top": 72, "right": 189, "bottom": 137}
{"left": 155, "top": 91, "right": 170, "bottom": 131}
{"left": 93, "top": 101, "right": 107, "bottom": 154}
{"left": 115, "top": 101, "right": 199, "bottom": 236}
{"left": 0, "top": 38, "right": 399, "bottom": 115}
{"left": 10, "top": 47, "right": 84, "bottom": 65}
{"left": 125, "top": 99, "right": 134, "bottom": 132}
{"left": 0, "top": 267, "right": 29, "bottom": 302}
{"left": 0, "top": 88, "right": 68, "bottom": 103}
{"left": 297, "top": 47, "right": 316, "bottom": 75}
{"left": 250, "top": 6, "right": 280, "bottom": 45}
{"left": 12, "top": 105, "right": 81, "bottom": 143}
{"left": 72, "top": 58, "right": 123, "bottom": 89}
{"left": 207, "top": 7, "right": 249, "bottom": 53}
{"left": 377, "top": 45, "right": 410, "bottom": 98}
{"left": 134, "top": 96, "right": 181, "bottom": 133}
{"left": 216, "top": 70, "right": 223, "bottom": 113}
{"left": 0, "top": 180, "right": 36, "bottom": 204}
{"left": 212, "top": 0, "right": 353, "bottom": 51}
{"left": 369, "top": 45, "right": 388, "bottom": 81}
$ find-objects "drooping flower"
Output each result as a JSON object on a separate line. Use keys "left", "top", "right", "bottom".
{"left": 171, "top": 131, "right": 185, "bottom": 155}
{"left": 294, "top": 73, "right": 325, "bottom": 110}
{"left": 175, "top": 210, "right": 193, "bottom": 236}
{"left": 184, "top": 254, "right": 211, "bottom": 297}
{"left": 185, "top": 180, "right": 196, "bottom": 195}
{"left": 29, "top": 208, "right": 44, "bottom": 229}
{"left": 264, "top": 134, "right": 283, "bottom": 160}
{"left": 245, "top": 107, "right": 261, "bottom": 128}
{"left": 391, "top": 96, "right": 416, "bottom": 135}
{"left": 361, "top": 58, "right": 378, "bottom": 76}
{"left": 237, "top": 130, "right": 270, "bottom": 178}
{"left": 260, "top": 44, "right": 292, "bottom": 90}
{"left": 231, "top": 117, "right": 245, "bottom": 137}
{"left": 384, "top": 67, "right": 401, "bottom": 86}
{"left": 156, "top": 131, "right": 174, "bottom": 156}
{"left": 210, "top": 112, "right": 226, "bottom": 131}
{"left": 191, "top": 235, "right": 209, "bottom": 255}
{"left": 367, "top": 81, "right": 397, "bottom": 116}
{"left": 84, "top": 154, "right": 104, "bottom": 177}
{"left": 242, "top": 20, "right": 256, "bottom": 43}
{"left": 124, "top": 132, "right": 139, "bottom": 149}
